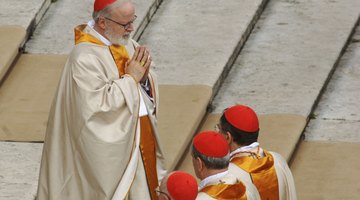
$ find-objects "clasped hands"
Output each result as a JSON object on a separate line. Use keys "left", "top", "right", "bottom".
{"left": 125, "top": 46, "right": 152, "bottom": 83}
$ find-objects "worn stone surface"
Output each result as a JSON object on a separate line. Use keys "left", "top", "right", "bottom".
{"left": 305, "top": 23, "right": 360, "bottom": 142}
{"left": 212, "top": 0, "right": 360, "bottom": 117}
{"left": 24, "top": 0, "right": 93, "bottom": 54}
{"left": 0, "top": 142, "right": 43, "bottom": 200}
{"left": 0, "top": 0, "right": 50, "bottom": 28}
{"left": 291, "top": 22, "right": 360, "bottom": 199}
{"left": 139, "top": 0, "right": 267, "bottom": 86}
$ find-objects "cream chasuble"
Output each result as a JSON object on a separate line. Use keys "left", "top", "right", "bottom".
{"left": 36, "top": 24, "right": 166, "bottom": 200}
{"left": 229, "top": 146, "right": 297, "bottom": 200}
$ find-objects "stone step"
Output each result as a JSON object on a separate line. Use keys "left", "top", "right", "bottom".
{"left": 138, "top": 0, "right": 268, "bottom": 89}
{"left": 291, "top": 141, "right": 360, "bottom": 200}
{"left": 0, "top": 26, "right": 26, "bottom": 82}
{"left": 211, "top": 0, "right": 360, "bottom": 116}
{"left": 176, "top": 113, "right": 306, "bottom": 179}
{"left": 0, "top": 0, "right": 51, "bottom": 32}
{"left": 0, "top": 54, "right": 66, "bottom": 141}
{"left": 0, "top": 0, "right": 51, "bottom": 83}
{"left": 304, "top": 22, "right": 360, "bottom": 143}
{"left": 157, "top": 85, "right": 212, "bottom": 170}
{"left": 291, "top": 20, "right": 360, "bottom": 199}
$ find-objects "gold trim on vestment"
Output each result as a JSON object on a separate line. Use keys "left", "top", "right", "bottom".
{"left": 140, "top": 116, "right": 159, "bottom": 200}
{"left": 231, "top": 149, "right": 279, "bottom": 200}
{"left": 201, "top": 182, "right": 247, "bottom": 200}
{"left": 74, "top": 25, "right": 129, "bottom": 78}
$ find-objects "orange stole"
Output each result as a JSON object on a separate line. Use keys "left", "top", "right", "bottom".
{"left": 231, "top": 150, "right": 279, "bottom": 200}
{"left": 74, "top": 25, "right": 129, "bottom": 77}
{"left": 140, "top": 116, "right": 158, "bottom": 200}
{"left": 109, "top": 45, "right": 129, "bottom": 76}
{"left": 200, "top": 182, "right": 247, "bottom": 200}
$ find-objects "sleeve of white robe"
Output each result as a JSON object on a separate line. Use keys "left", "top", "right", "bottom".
{"left": 271, "top": 152, "right": 297, "bottom": 200}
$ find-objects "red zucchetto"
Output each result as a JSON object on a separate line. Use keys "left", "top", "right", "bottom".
{"left": 193, "top": 131, "right": 229, "bottom": 158}
{"left": 94, "top": 0, "right": 116, "bottom": 12}
{"left": 167, "top": 171, "right": 198, "bottom": 200}
{"left": 224, "top": 104, "right": 259, "bottom": 132}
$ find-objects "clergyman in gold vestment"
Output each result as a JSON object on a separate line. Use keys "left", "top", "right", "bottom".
{"left": 218, "top": 104, "right": 297, "bottom": 200}
{"left": 36, "top": 0, "right": 166, "bottom": 199}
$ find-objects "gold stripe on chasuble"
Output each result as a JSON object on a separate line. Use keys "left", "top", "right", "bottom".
{"left": 200, "top": 182, "right": 247, "bottom": 200}
{"left": 140, "top": 116, "right": 158, "bottom": 200}
{"left": 231, "top": 150, "right": 279, "bottom": 200}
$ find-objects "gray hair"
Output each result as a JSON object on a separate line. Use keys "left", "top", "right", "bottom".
{"left": 192, "top": 145, "right": 230, "bottom": 170}
{"left": 92, "top": 0, "right": 131, "bottom": 21}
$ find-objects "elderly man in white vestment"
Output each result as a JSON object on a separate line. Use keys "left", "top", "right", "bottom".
{"left": 36, "top": 0, "right": 166, "bottom": 199}
{"left": 191, "top": 131, "right": 260, "bottom": 200}
{"left": 217, "top": 104, "right": 297, "bottom": 200}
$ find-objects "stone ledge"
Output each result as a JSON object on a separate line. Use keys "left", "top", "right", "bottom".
{"left": 158, "top": 85, "right": 212, "bottom": 170}
{"left": 291, "top": 141, "right": 360, "bottom": 200}
{"left": 0, "top": 54, "right": 66, "bottom": 141}
{"left": 0, "top": 26, "right": 26, "bottom": 83}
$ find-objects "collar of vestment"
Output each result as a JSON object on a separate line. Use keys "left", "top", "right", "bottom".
{"left": 230, "top": 142, "right": 260, "bottom": 158}
{"left": 74, "top": 23, "right": 129, "bottom": 77}
{"left": 200, "top": 172, "right": 247, "bottom": 200}
{"left": 199, "top": 170, "right": 228, "bottom": 190}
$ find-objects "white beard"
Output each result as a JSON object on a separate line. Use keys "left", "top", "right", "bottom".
{"left": 105, "top": 27, "right": 130, "bottom": 46}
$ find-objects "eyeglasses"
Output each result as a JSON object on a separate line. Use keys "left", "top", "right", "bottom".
{"left": 103, "top": 15, "right": 137, "bottom": 30}
{"left": 155, "top": 186, "right": 171, "bottom": 200}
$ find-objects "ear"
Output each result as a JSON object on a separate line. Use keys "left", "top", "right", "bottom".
{"left": 197, "top": 157, "right": 205, "bottom": 171}
{"left": 97, "top": 17, "right": 107, "bottom": 30}
{"left": 192, "top": 157, "right": 200, "bottom": 168}
{"left": 225, "top": 131, "right": 233, "bottom": 144}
